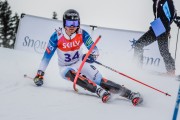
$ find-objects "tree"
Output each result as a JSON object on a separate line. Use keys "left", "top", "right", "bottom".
{"left": 10, "top": 13, "right": 19, "bottom": 48}
{"left": 0, "top": 0, "right": 19, "bottom": 48}
{"left": 52, "top": 11, "right": 58, "bottom": 19}
{"left": 0, "top": 0, "right": 14, "bottom": 48}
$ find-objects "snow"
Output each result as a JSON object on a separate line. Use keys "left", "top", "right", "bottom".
{"left": 0, "top": 47, "right": 180, "bottom": 120}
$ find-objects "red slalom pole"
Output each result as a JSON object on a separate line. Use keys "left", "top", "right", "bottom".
{"left": 95, "top": 61, "right": 171, "bottom": 96}
{"left": 73, "top": 35, "right": 101, "bottom": 92}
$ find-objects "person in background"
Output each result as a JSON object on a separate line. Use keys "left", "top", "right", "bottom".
{"left": 134, "top": 0, "right": 180, "bottom": 75}
{"left": 33, "top": 9, "right": 143, "bottom": 106}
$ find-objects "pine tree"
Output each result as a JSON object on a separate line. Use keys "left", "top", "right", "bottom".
{"left": 0, "top": 0, "right": 14, "bottom": 48}
{"left": 52, "top": 11, "right": 58, "bottom": 19}
{"left": 10, "top": 13, "right": 19, "bottom": 48}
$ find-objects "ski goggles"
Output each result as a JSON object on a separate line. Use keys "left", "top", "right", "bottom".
{"left": 65, "top": 20, "right": 79, "bottom": 27}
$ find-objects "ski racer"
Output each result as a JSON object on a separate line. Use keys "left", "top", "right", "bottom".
{"left": 34, "top": 9, "right": 143, "bottom": 106}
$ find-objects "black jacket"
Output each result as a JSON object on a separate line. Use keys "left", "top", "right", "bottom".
{"left": 153, "top": 0, "right": 176, "bottom": 31}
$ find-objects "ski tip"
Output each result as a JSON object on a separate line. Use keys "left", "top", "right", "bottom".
{"left": 24, "top": 74, "right": 27, "bottom": 77}
{"left": 165, "top": 93, "right": 171, "bottom": 96}
{"left": 99, "top": 35, "right": 101, "bottom": 38}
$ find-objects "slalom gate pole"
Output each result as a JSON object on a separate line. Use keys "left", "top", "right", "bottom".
{"left": 172, "top": 83, "right": 180, "bottom": 120}
{"left": 94, "top": 61, "right": 171, "bottom": 96}
{"left": 73, "top": 35, "right": 101, "bottom": 92}
{"left": 175, "top": 28, "right": 179, "bottom": 61}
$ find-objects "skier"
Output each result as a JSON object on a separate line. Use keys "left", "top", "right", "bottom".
{"left": 134, "top": 0, "right": 180, "bottom": 75}
{"left": 34, "top": 9, "right": 143, "bottom": 106}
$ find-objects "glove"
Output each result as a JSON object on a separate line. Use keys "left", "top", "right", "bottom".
{"left": 82, "top": 48, "right": 99, "bottom": 63}
{"left": 34, "top": 70, "right": 45, "bottom": 86}
{"left": 91, "top": 48, "right": 99, "bottom": 60}
{"left": 82, "top": 54, "right": 95, "bottom": 63}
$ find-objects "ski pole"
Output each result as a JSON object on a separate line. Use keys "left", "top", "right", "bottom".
{"left": 175, "top": 28, "right": 179, "bottom": 61}
{"left": 94, "top": 61, "right": 171, "bottom": 96}
{"left": 24, "top": 74, "right": 33, "bottom": 80}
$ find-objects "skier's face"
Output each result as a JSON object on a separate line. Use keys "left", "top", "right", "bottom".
{"left": 65, "top": 26, "right": 78, "bottom": 36}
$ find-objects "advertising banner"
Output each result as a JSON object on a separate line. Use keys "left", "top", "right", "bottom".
{"left": 15, "top": 14, "right": 166, "bottom": 72}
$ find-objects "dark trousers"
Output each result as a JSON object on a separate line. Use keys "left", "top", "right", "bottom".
{"left": 134, "top": 27, "right": 175, "bottom": 72}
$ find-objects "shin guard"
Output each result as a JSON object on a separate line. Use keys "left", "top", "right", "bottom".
{"left": 100, "top": 78, "right": 132, "bottom": 98}
{"left": 65, "top": 70, "right": 97, "bottom": 93}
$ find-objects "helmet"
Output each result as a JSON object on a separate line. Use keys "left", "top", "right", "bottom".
{"left": 63, "top": 9, "right": 80, "bottom": 27}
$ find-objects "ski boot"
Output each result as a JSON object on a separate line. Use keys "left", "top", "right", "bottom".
{"left": 96, "top": 88, "right": 111, "bottom": 103}
{"left": 128, "top": 92, "right": 143, "bottom": 106}
{"left": 100, "top": 78, "right": 143, "bottom": 105}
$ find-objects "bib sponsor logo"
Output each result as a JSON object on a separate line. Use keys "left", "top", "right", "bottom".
{"left": 62, "top": 40, "right": 80, "bottom": 49}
